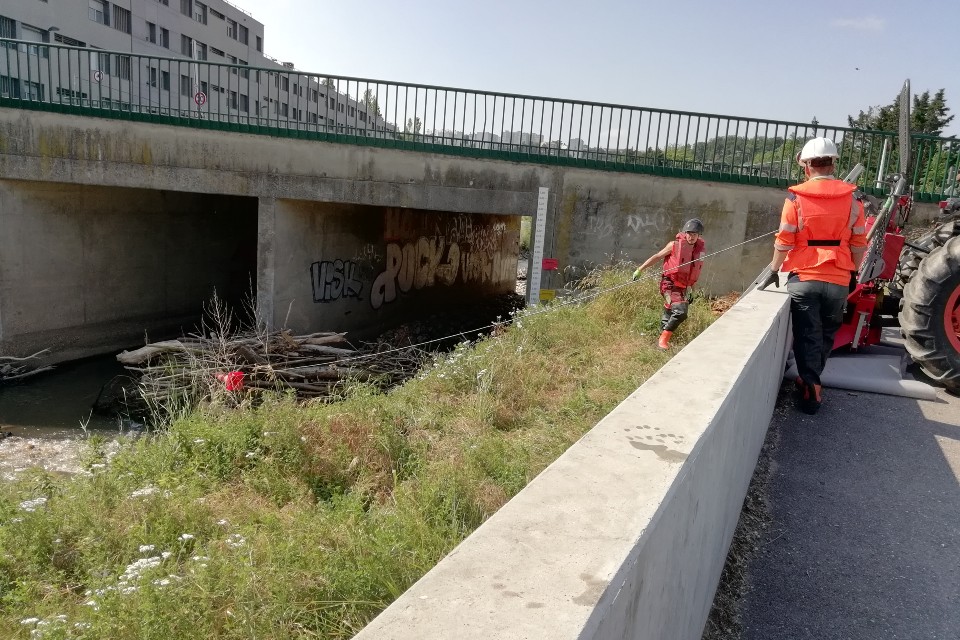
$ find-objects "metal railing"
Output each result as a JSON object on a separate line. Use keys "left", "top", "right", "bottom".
{"left": 1, "top": 38, "right": 958, "bottom": 201}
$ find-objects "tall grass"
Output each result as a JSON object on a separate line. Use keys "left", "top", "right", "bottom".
{"left": 0, "top": 268, "right": 717, "bottom": 639}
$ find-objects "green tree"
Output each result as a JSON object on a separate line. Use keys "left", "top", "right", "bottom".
{"left": 848, "top": 88, "right": 953, "bottom": 135}
{"left": 363, "top": 88, "right": 381, "bottom": 119}
{"left": 320, "top": 77, "right": 336, "bottom": 89}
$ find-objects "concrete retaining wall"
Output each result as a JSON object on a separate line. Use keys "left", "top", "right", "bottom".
{"left": 353, "top": 286, "right": 791, "bottom": 640}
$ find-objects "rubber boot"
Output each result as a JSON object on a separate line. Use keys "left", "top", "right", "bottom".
{"left": 657, "top": 330, "right": 673, "bottom": 350}
{"left": 660, "top": 308, "right": 672, "bottom": 332}
{"left": 800, "top": 382, "right": 823, "bottom": 415}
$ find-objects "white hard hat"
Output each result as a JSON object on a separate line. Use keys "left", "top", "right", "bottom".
{"left": 796, "top": 137, "right": 839, "bottom": 164}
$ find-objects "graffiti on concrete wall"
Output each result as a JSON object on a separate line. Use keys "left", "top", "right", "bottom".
{"left": 370, "top": 213, "right": 516, "bottom": 310}
{"left": 370, "top": 237, "right": 515, "bottom": 310}
{"left": 310, "top": 259, "right": 363, "bottom": 303}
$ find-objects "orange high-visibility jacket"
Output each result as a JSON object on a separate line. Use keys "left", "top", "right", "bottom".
{"left": 662, "top": 234, "right": 705, "bottom": 288}
{"left": 774, "top": 177, "right": 868, "bottom": 286}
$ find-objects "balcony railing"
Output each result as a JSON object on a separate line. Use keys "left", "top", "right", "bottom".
{"left": 1, "top": 38, "right": 958, "bottom": 201}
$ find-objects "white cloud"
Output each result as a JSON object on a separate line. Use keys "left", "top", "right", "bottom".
{"left": 830, "top": 17, "right": 885, "bottom": 32}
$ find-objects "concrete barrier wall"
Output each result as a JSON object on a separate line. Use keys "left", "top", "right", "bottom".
{"left": 353, "top": 286, "right": 791, "bottom": 640}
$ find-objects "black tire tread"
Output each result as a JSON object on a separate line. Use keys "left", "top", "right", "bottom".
{"left": 900, "top": 236, "right": 960, "bottom": 391}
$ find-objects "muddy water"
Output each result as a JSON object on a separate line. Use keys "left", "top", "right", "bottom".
{"left": 0, "top": 355, "right": 130, "bottom": 480}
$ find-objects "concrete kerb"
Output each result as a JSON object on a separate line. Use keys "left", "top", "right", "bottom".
{"left": 354, "top": 286, "right": 791, "bottom": 640}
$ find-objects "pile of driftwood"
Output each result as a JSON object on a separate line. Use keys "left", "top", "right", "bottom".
{"left": 0, "top": 350, "right": 54, "bottom": 384}
{"left": 116, "top": 329, "right": 425, "bottom": 405}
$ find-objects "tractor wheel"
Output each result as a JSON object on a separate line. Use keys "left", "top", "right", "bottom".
{"left": 889, "top": 220, "right": 960, "bottom": 298}
{"left": 899, "top": 236, "right": 960, "bottom": 393}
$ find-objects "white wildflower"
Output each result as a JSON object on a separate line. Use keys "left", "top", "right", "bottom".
{"left": 18, "top": 497, "right": 47, "bottom": 512}
{"left": 129, "top": 486, "right": 158, "bottom": 498}
{"left": 20, "top": 618, "right": 40, "bottom": 625}
{"left": 193, "top": 438, "right": 205, "bottom": 444}
{"left": 138, "top": 544, "right": 155, "bottom": 553}
{"left": 179, "top": 533, "right": 195, "bottom": 541}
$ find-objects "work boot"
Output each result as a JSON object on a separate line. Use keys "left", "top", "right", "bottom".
{"left": 799, "top": 382, "right": 823, "bottom": 415}
{"left": 657, "top": 330, "right": 673, "bottom": 350}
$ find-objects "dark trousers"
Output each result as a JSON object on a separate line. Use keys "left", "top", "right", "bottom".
{"left": 786, "top": 274, "right": 848, "bottom": 387}
{"left": 659, "top": 280, "right": 689, "bottom": 332}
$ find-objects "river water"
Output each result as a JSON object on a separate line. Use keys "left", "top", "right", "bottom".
{"left": 0, "top": 355, "right": 130, "bottom": 480}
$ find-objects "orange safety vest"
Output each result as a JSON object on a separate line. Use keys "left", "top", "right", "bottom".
{"left": 662, "top": 234, "right": 705, "bottom": 288}
{"left": 777, "top": 179, "right": 862, "bottom": 274}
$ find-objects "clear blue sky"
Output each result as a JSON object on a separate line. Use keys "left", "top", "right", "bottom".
{"left": 228, "top": 0, "right": 960, "bottom": 136}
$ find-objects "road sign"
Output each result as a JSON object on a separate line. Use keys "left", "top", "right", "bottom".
{"left": 194, "top": 91, "right": 207, "bottom": 106}
{"left": 92, "top": 70, "right": 103, "bottom": 83}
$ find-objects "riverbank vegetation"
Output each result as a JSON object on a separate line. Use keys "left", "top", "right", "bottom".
{"left": 0, "top": 269, "right": 720, "bottom": 639}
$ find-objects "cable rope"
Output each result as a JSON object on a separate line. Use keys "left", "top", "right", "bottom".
{"left": 309, "top": 229, "right": 779, "bottom": 369}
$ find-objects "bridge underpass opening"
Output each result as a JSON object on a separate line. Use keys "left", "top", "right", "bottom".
{"left": 0, "top": 179, "right": 258, "bottom": 363}
{"left": 259, "top": 200, "right": 522, "bottom": 342}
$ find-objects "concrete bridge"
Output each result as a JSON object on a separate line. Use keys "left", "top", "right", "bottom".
{"left": 0, "top": 107, "right": 812, "bottom": 363}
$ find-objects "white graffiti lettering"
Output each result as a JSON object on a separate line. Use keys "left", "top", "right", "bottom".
{"left": 370, "top": 236, "right": 513, "bottom": 310}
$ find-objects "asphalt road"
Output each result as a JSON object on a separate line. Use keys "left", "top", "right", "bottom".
{"left": 741, "top": 375, "right": 960, "bottom": 639}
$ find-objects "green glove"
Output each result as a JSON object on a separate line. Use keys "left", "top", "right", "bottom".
{"left": 632, "top": 268, "right": 642, "bottom": 281}
{"left": 685, "top": 291, "right": 694, "bottom": 304}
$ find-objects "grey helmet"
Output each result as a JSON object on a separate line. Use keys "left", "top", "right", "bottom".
{"left": 682, "top": 218, "right": 704, "bottom": 234}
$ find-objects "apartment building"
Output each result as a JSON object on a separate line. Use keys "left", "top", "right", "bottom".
{"left": 0, "top": 0, "right": 389, "bottom": 133}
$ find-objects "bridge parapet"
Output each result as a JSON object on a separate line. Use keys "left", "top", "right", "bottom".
{"left": 2, "top": 37, "right": 957, "bottom": 202}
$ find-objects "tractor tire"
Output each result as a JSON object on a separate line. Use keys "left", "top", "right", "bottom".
{"left": 899, "top": 236, "right": 960, "bottom": 393}
{"left": 888, "top": 219, "right": 960, "bottom": 298}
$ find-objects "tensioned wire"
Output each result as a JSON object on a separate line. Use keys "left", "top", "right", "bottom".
{"left": 313, "top": 229, "right": 779, "bottom": 369}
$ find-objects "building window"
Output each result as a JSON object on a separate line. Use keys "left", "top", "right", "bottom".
{"left": 349, "top": 106, "right": 356, "bottom": 117}
{"left": 147, "top": 21, "right": 156, "bottom": 43}
{"left": 210, "top": 7, "right": 224, "bottom": 19}
{"left": 229, "top": 90, "right": 237, "bottom": 109}
{"left": 159, "top": 27, "right": 169, "bottom": 48}
{"left": 149, "top": 67, "right": 170, "bottom": 91}
{"left": 238, "top": 25, "right": 248, "bottom": 45}
{"left": 239, "top": 93, "right": 248, "bottom": 113}
{"left": 23, "top": 80, "right": 44, "bottom": 101}
{"left": 180, "top": 74, "right": 192, "bottom": 96}
{"left": 256, "top": 35, "right": 262, "bottom": 52}
{"left": 54, "top": 33, "right": 86, "bottom": 46}
{"left": 210, "top": 46, "right": 223, "bottom": 57}
{"left": 195, "top": 42, "right": 206, "bottom": 60}
{"left": 280, "top": 76, "right": 289, "bottom": 92}
{"left": 226, "top": 18, "right": 236, "bottom": 39}
{"left": 328, "top": 97, "right": 335, "bottom": 109}
{"left": 156, "top": 0, "right": 169, "bottom": 5}
{"left": 280, "top": 102, "right": 288, "bottom": 117}
{"left": 194, "top": 1, "right": 207, "bottom": 24}
{"left": 0, "top": 74, "right": 21, "bottom": 98}
{"left": 92, "top": 50, "right": 111, "bottom": 75}
{"left": 1, "top": 15, "right": 17, "bottom": 40}
{"left": 89, "top": 0, "right": 108, "bottom": 25}
{"left": 112, "top": 5, "right": 131, "bottom": 34}
{"left": 239, "top": 59, "right": 249, "bottom": 79}
{"left": 180, "top": 0, "right": 192, "bottom": 18}
{"left": 20, "top": 25, "right": 49, "bottom": 58}
{"left": 180, "top": 34, "right": 192, "bottom": 56}
{"left": 115, "top": 55, "right": 131, "bottom": 80}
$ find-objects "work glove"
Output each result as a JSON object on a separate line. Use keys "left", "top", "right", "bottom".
{"left": 685, "top": 290, "right": 695, "bottom": 304}
{"left": 756, "top": 267, "right": 780, "bottom": 291}
{"left": 632, "top": 268, "right": 642, "bottom": 281}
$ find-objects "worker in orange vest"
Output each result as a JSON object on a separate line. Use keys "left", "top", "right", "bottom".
{"left": 633, "top": 218, "right": 706, "bottom": 350}
{"left": 757, "top": 137, "right": 868, "bottom": 414}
